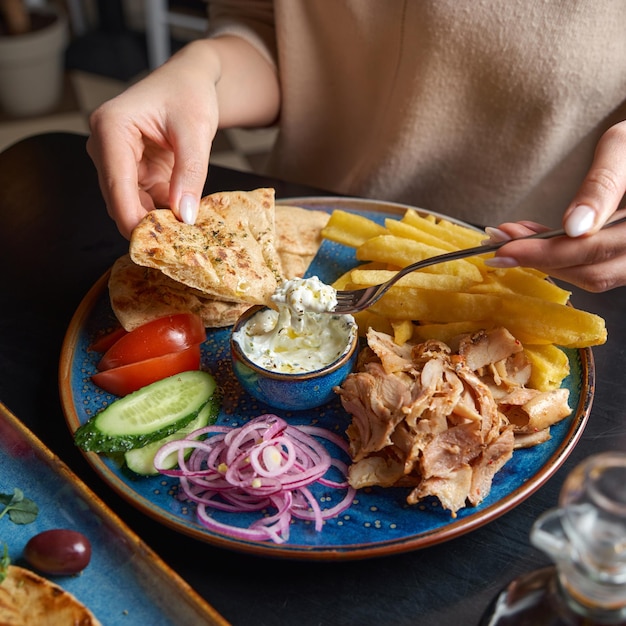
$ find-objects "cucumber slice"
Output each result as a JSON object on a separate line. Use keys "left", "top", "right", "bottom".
{"left": 124, "top": 394, "right": 218, "bottom": 476}
{"left": 75, "top": 370, "right": 217, "bottom": 453}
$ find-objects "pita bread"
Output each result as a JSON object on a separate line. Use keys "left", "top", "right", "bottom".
{"left": 274, "top": 205, "right": 329, "bottom": 278}
{"left": 0, "top": 565, "right": 101, "bottom": 625}
{"left": 130, "top": 188, "right": 283, "bottom": 305}
{"left": 109, "top": 254, "right": 250, "bottom": 330}
{"left": 111, "top": 193, "right": 330, "bottom": 330}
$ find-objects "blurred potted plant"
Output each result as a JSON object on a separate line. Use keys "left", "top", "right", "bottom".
{"left": 0, "top": 0, "right": 68, "bottom": 117}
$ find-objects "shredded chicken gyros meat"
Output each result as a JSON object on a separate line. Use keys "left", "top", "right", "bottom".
{"left": 336, "top": 327, "right": 572, "bottom": 516}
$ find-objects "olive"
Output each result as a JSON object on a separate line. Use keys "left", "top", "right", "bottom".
{"left": 24, "top": 529, "right": 92, "bottom": 575}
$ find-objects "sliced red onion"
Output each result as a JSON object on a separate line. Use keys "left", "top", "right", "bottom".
{"left": 153, "top": 414, "right": 355, "bottom": 543}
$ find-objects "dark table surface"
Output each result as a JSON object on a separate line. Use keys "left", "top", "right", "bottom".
{"left": 1, "top": 132, "right": 625, "bottom": 626}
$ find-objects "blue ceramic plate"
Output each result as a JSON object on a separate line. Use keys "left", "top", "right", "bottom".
{"left": 59, "top": 198, "right": 594, "bottom": 561}
{"left": 0, "top": 403, "right": 226, "bottom": 625}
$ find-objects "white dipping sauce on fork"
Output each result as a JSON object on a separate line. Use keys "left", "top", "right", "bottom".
{"left": 232, "top": 277, "right": 356, "bottom": 374}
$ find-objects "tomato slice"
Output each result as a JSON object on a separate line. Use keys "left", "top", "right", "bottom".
{"left": 98, "top": 313, "right": 205, "bottom": 371}
{"left": 89, "top": 326, "right": 128, "bottom": 353}
{"left": 92, "top": 344, "right": 202, "bottom": 396}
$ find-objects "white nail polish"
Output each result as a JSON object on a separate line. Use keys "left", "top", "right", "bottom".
{"left": 179, "top": 194, "right": 198, "bottom": 225}
{"left": 484, "top": 256, "right": 520, "bottom": 269}
{"left": 483, "top": 227, "right": 512, "bottom": 244}
{"left": 565, "top": 205, "right": 595, "bottom": 237}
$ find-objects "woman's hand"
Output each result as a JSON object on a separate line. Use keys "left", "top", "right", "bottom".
{"left": 86, "top": 37, "right": 279, "bottom": 239}
{"left": 486, "top": 121, "right": 626, "bottom": 292}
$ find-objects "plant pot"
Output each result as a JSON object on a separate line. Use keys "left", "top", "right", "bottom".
{"left": 0, "top": 7, "right": 68, "bottom": 117}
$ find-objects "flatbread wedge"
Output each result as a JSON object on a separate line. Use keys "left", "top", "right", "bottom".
{"left": 274, "top": 204, "right": 329, "bottom": 279}
{"left": 0, "top": 565, "right": 101, "bottom": 625}
{"left": 109, "top": 254, "right": 250, "bottom": 330}
{"left": 113, "top": 195, "right": 330, "bottom": 330}
{"left": 130, "top": 188, "right": 284, "bottom": 305}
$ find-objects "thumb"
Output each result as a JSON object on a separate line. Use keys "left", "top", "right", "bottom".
{"left": 564, "top": 122, "right": 626, "bottom": 237}
{"left": 168, "top": 132, "right": 212, "bottom": 226}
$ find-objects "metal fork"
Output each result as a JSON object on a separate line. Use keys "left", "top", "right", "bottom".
{"left": 329, "top": 215, "right": 626, "bottom": 314}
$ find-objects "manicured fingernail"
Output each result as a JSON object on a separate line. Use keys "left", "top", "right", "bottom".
{"left": 565, "top": 205, "right": 595, "bottom": 237}
{"left": 179, "top": 194, "right": 198, "bottom": 225}
{"left": 482, "top": 227, "right": 512, "bottom": 244}
{"left": 484, "top": 256, "right": 520, "bottom": 268}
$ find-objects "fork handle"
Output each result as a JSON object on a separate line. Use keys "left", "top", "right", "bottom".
{"left": 481, "top": 215, "right": 626, "bottom": 252}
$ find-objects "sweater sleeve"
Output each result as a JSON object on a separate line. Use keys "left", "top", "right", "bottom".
{"left": 206, "top": 0, "right": 277, "bottom": 68}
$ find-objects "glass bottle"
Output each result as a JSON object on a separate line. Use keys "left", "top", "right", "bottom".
{"left": 480, "top": 451, "right": 626, "bottom": 626}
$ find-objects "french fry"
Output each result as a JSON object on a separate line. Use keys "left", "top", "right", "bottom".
{"left": 439, "top": 219, "right": 487, "bottom": 247}
{"left": 492, "top": 295, "right": 607, "bottom": 347}
{"left": 524, "top": 344, "right": 571, "bottom": 391}
{"left": 401, "top": 209, "right": 484, "bottom": 248}
{"left": 349, "top": 268, "right": 476, "bottom": 292}
{"left": 471, "top": 268, "right": 570, "bottom": 304}
{"left": 331, "top": 266, "right": 358, "bottom": 290}
{"left": 370, "top": 287, "right": 605, "bottom": 348}
{"left": 321, "top": 210, "right": 386, "bottom": 248}
{"left": 385, "top": 217, "right": 504, "bottom": 275}
{"left": 370, "top": 287, "right": 501, "bottom": 322}
{"left": 353, "top": 310, "right": 394, "bottom": 337}
{"left": 398, "top": 210, "right": 548, "bottom": 280}
{"left": 384, "top": 218, "right": 458, "bottom": 251}
{"left": 390, "top": 319, "right": 415, "bottom": 345}
{"left": 332, "top": 263, "right": 387, "bottom": 290}
{"left": 356, "top": 235, "right": 484, "bottom": 282}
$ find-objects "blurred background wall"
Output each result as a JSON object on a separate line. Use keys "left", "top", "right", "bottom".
{"left": 0, "top": 0, "right": 276, "bottom": 173}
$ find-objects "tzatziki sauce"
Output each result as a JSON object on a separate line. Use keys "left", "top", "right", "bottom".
{"left": 232, "top": 277, "right": 356, "bottom": 374}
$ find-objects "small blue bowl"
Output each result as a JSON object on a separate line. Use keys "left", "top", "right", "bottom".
{"left": 230, "top": 305, "right": 359, "bottom": 411}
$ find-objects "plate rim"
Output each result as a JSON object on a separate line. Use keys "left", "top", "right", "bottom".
{"left": 59, "top": 197, "right": 595, "bottom": 561}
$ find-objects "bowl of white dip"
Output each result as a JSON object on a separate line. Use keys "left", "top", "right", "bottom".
{"left": 230, "top": 277, "right": 358, "bottom": 410}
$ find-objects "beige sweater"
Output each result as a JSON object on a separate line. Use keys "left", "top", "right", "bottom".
{"left": 208, "top": 0, "right": 626, "bottom": 227}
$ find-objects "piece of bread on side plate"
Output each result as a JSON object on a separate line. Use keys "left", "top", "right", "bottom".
{"left": 0, "top": 565, "right": 102, "bottom": 625}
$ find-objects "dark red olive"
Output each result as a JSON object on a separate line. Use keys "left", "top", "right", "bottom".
{"left": 24, "top": 529, "right": 92, "bottom": 575}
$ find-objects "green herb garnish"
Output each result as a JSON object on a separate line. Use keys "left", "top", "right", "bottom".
{"left": 0, "top": 488, "right": 39, "bottom": 525}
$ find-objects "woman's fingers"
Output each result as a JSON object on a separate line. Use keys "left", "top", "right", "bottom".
{"left": 167, "top": 113, "right": 216, "bottom": 227}
{"left": 563, "top": 121, "right": 626, "bottom": 236}
{"left": 484, "top": 212, "right": 626, "bottom": 291}
{"left": 86, "top": 118, "right": 151, "bottom": 240}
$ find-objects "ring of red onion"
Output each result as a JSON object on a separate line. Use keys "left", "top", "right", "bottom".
{"left": 153, "top": 414, "right": 356, "bottom": 543}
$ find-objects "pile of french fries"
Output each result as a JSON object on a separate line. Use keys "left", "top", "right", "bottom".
{"left": 321, "top": 208, "right": 607, "bottom": 391}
